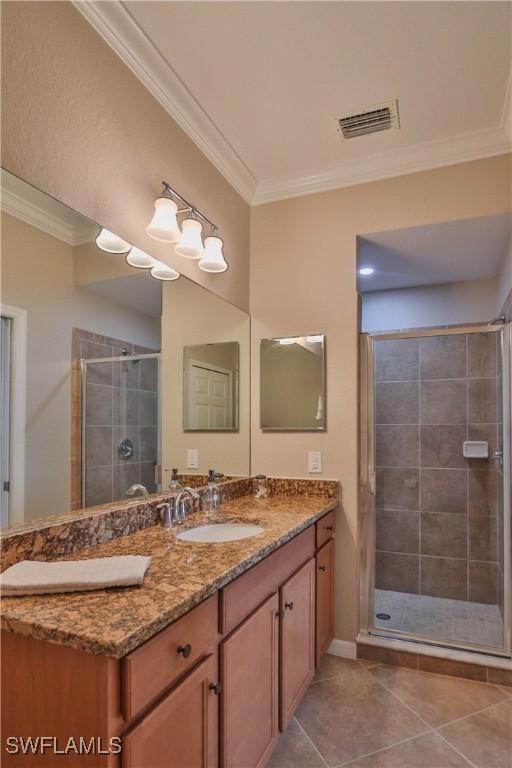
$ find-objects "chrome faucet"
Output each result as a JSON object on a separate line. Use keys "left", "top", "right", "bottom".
{"left": 126, "top": 484, "right": 149, "bottom": 501}
{"left": 174, "top": 487, "right": 200, "bottom": 522}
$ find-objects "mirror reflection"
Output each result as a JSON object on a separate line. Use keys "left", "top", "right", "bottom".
{"left": 183, "top": 342, "right": 239, "bottom": 431}
{"left": 260, "top": 334, "right": 326, "bottom": 431}
{"left": 0, "top": 170, "right": 250, "bottom": 529}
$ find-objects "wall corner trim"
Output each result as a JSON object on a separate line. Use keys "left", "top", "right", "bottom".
{"left": 327, "top": 639, "right": 357, "bottom": 660}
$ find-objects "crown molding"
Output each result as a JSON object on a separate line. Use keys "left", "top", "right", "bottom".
{"left": 253, "top": 126, "right": 511, "bottom": 204}
{"left": 72, "top": 0, "right": 257, "bottom": 204}
{"left": 1, "top": 189, "right": 97, "bottom": 246}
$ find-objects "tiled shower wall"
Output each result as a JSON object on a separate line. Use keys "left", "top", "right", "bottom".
{"left": 71, "top": 329, "right": 159, "bottom": 509}
{"left": 375, "top": 332, "right": 502, "bottom": 605}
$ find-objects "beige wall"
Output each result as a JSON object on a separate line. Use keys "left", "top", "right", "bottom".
{"left": 250, "top": 154, "right": 512, "bottom": 643}
{"left": 1, "top": 1, "right": 250, "bottom": 312}
{"left": 161, "top": 278, "right": 250, "bottom": 482}
{"left": 1, "top": 212, "right": 160, "bottom": 523}
{"left": 362, "top": 277, "right": 500, "bottom": 332}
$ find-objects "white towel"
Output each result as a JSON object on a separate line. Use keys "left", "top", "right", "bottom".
{"left": 0, "top": 556, "right": 152, "bottom": 596}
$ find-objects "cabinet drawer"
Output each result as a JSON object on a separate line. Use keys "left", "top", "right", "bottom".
{"left": 122, "top": 594, "right": 218, "bottom": 721}
{"left": 220, "top": 527, "right": 315, "bottom": 636}
{"left": 316, "top": 510, "right": 335, "bottom": 549}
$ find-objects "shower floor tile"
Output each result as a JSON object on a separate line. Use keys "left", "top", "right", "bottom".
{"left": 375, "top": 589, "right": 503, "bottom": 648}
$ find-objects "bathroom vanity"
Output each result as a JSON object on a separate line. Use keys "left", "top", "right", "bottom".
{"left": 1, "top": 483, "right": 337, "bottom": 767}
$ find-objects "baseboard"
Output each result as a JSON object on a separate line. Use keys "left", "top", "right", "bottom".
{"left": 327, "top": 639, "right": 357, "bottom": 659}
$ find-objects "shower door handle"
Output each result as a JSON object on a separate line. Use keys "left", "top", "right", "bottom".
{"left": 492, "top": 449, "right": 503, "bottom": 467}
{"left": 368, "top": 468, "right": 376, "bottom": 496}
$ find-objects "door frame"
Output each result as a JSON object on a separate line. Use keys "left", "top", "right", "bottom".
{"left": 358, "top": 323, "right": 511, "bottom": 659}
{"left": 0, "top": 303, "right": 27, "bottom": 526}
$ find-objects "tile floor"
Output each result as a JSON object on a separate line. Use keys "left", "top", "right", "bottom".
{"left": 268, "top": 655, "right": 512, "bottom": 768}
{"left": 375, "top": 590, "right": 504, "bottom": 649}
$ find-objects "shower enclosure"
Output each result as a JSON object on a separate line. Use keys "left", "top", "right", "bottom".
{"left": 360, "top": 324, "right": 511, "bottom": 657}
{"left": 81, "top": 353, "right": 160, "bottom": 507}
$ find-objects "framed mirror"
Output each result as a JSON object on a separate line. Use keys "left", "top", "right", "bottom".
{"left": 183, "top": 342, "right": 239, "bottom": 431}
{"left": 260, "top": 334, "right": 326, "bottom": 431}
{"left": 0, "top": 169, "right": 250, "bottom": 530}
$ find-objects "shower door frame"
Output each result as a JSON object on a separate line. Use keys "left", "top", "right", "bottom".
{"left": 81, "top": 353, "right": 162, "bottom": 508}
{"left": 359, "top": 323, "right": 511, "bottom": 659}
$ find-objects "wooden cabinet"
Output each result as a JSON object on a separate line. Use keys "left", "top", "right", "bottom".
{"left": 2, "top": 509, "right": 337, "bottom": 768}
{"left": 122, "top": 654, "right": 219, "bottom": 768}
{"left": 279, "top": 559, "right": 315, "bottom": 731}
{"left": 316, "top": 539, "right": 335, "bottom": 665}
{"left": 220, "top": 594, "right": 279, "bottom": 768}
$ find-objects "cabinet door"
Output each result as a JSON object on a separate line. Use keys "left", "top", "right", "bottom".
{"left": 316, "top": 539, "right": 335, "bottom": 666}
{"left": 122, "top": 654, "right": 218, "bottom": 768}
{"left": 279, "top": 558, "right": 315, "bottom": 731}
{"left": 220, "top": 593, "right": 279, "bottom": 768}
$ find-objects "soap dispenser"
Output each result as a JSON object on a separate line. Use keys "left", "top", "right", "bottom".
{"left": 168, "top": 468, "right": 181, "bottom": 494}
{"left": 205, "top": 469, "right": 220, "bottom": 516}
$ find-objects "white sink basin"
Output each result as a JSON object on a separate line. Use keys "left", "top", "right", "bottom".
{"left": 177, "top": 523, "right": 264, "bottom": 543}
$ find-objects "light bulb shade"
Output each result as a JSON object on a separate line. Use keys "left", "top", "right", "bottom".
{"left": 150, "top": 261, "right": 180, "bottom": 281}
{"left": 95, "top": 228, "right": 131, "bottom": 254}
{"left": 198, "top": 236, "right": 227, "bottom": 273}
{"left": 126, "top": 247, "right": 157, "bottom": 269}
{"left": 174, "top": 218, "right": 204, "bottom": 259}
{"left": 146, "top": 197, "right": 180, "bottom": 243}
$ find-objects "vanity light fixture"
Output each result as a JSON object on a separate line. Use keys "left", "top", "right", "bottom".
{"left": 96, "top": 228, "right": 131, "bottom": 254}
{"left": 126, "top": 247, "right": 157, "bottom": 269}
{"left": 198, "top": 234, "right": 227, "bottom": 273}
{"left": 150, "top": 262, "right": 180, "bottom": 281}
{"left": 358, "top": 266, "right": 375, "bottom": 276}
{"left": 175, "top": 217, "right": 205, "bottom": 259}
{"left": 147, "top": 182, "right": 227, "bottom": 271}
{"left": 306, "top": 335, "right": 324, "bottom": 344}
{"left": 278, "top": 338, "right": 295, "bottom": 345}
{"left": 146, "top": 194, "right": 180, "bottom": 243}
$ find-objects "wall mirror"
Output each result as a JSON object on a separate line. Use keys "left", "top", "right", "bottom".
{"left": 0, "top": 169, "right": 250, "bottom": 530}
{"left": 260, "top": 334, "right": 326, "bottom": 431}
{"left": 183, "top": 342, "right": 239, "bottom": 431}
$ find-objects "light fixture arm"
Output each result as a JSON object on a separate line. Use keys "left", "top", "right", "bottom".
{"left": 161, "top": 181, "right": 217, "bottom": 233}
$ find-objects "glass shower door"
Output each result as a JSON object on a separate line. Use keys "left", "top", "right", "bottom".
{"left": 81, "top": 354, "right": 160, "bottom": 507}
{"left": 361, "top": 325, "right": 510, "bottom": 656}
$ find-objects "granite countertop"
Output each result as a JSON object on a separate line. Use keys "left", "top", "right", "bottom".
{"left": 0, "top": 493, "right": 337, "bottom": 658}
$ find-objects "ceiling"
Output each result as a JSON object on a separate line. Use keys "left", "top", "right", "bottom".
{"left": 76, "top": 1, "right": 511, "bottom": 203}
{"left": 357, "top": 213, "right": 512, "bottom": 293}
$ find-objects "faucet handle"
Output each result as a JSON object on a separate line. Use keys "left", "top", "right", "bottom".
{"left": 157, "top": 502, "right": 174, "bottom": 528}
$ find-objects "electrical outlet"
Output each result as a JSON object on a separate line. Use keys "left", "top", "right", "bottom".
{"left": 187, "top": 449, "right": 199, "bottom": 470}
{"left": 308, "top": 451, "right": 322, "bottom": 473}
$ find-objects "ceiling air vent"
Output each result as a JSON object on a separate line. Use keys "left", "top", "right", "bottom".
{"left": 337, "top": 100, "right": 399, "bottom": 140}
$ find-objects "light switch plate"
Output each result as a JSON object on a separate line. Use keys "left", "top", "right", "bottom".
{"left": 308, "top": 451, "right": 322, "bottom": 473}
{"left": 187, "top": 449, "right": 199, "bottom": 469}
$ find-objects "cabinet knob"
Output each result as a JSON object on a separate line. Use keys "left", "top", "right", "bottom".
{"left": 276, "top": 609, "right": 285, "bottom": 619}
{"left": 209, "top": 682, "right": 222, "bottom": 695}
{"left": 325, "top": 525, "right": 334, "bottom": 532}
{"left": 177, "top": 643, "right": 192, "bottom": 658}
{"left": 318, "top": 565, "right": 326, "bottom": 572}
{"left": 285, "top": 601, "right": 294, "bottom": 611}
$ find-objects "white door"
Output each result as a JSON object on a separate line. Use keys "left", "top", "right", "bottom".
{"left": 189, "top": 364, "right": 231, "bottom": 429}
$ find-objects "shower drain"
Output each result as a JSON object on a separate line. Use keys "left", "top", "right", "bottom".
{"left": 376, "top": 612, "right": 391, "bottom": 620}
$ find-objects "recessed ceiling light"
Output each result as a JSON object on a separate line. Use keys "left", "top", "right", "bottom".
{"left": 359, "top": 266, "right": 375, "bottom": 276}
